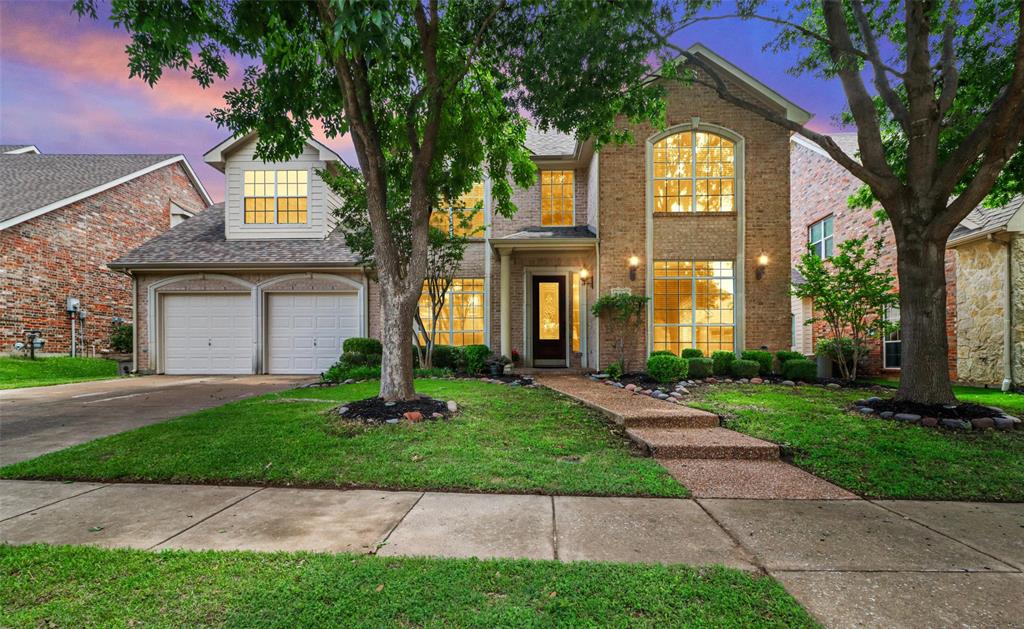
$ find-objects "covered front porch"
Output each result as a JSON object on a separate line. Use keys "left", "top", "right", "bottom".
{"left": 490, "top": 227, "right": 598, "bottom": 369}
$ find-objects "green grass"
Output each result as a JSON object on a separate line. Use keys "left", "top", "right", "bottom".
{"left": 862, "top": 377, "right": 1024, "bottom": 415}
{"left": 0, "top": 356, "right": 120, "bottom": 389}
{"left": 0, "top": 380, "right": 685, "bottom": 497}
{"left": 688, "top": 384, "right": 1024, "bottom": 501}
{"left": 0, "top": 545, "right": 815, "bottom": 628}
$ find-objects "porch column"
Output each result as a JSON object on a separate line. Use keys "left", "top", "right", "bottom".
{"left": 500, "top": 251, "right": 511, "bottom": 358}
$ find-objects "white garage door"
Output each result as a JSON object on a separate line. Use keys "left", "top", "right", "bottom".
{"left": 163, "top": 294, "right": 253, "bottom": 374}
{"left": 267, "top": 293, "right": 362, "bottom": 374}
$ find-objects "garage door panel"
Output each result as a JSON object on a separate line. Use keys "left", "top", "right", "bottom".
{"left": 267, "top": 292, "right": 362, "bottom": 375}
{"left": 163, "top": 294, "right": 253, "bottom": 375}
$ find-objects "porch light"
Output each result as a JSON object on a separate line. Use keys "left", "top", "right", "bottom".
{"left": 628, "top": 256, "right": 640, "bottom": 281}
{"left": 756, "top": 253, "right": 769, "bottom": 280}
{"left": 578, "top": 267, "right": 593, "bottom": 287}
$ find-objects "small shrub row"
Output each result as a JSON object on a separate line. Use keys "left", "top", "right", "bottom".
{"left": 730, "top": 359, "right": 760, "bottom": 379}
{"left": 782, "top": 359, "right": 817, "bottom": 381}
{"left": 646, "top": 354, "right": 689, "bottom": 383}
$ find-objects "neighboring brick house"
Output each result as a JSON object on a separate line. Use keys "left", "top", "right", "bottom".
{"left": 0, "top": 148, "right": 210, "bottom": 355}
{"left": 112, "top": 44, "right": 808, "bottom": 375}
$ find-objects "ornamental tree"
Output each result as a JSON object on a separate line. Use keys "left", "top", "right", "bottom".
{"left": 793, "top": 237, "right": 899, "bottom": 380}
{"left": 591, "top": 292, "right": 650, "bottom": 373}
{"left": 76, "top": 0, "right": 665, "bottom": 400}
{"left": 652, "top": 0, "right": 1024, "bottom": 404}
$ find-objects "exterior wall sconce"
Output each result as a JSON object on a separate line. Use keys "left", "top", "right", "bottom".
{"left": 756, "top": 253, "right": 769, "bottom": 280}
{"left": 628, "top": 255, "right": 640, "bottom": 281}
{"left": 578, "top": 267, "right": 593, "bottom": 287}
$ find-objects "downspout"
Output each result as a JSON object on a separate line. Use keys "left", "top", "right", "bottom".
{"left": 1003, "top": 237, "right": 1013, "bottom": 391}
{"left": 117, "top": 268, "right": 139, "bottom": 373}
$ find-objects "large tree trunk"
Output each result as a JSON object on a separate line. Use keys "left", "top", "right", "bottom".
{"left": 378, "top": 277, "right": 419, "bottom": 402}
{"left": 895, "top": 230, "right": 957, "bottom": 405}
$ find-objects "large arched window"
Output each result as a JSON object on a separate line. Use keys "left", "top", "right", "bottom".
{"left": 653, "top": 130, "right": 736, "bottom": 213}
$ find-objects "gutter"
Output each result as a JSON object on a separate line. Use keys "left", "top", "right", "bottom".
{"left": 107, "top": 261, "right": 364, "bottom": 272}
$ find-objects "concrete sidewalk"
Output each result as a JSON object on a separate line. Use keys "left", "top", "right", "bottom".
{"left": 2, "top": 480, "right": 1022, "bottom": 627}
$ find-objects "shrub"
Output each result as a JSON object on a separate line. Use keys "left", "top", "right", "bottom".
{"left": 815, "top": 337, "right": 861, "bottom": 375}
{"left": 775, "top": 350, "right": 805, "bottom": 365}
{"left": 647, "top": 354, "right": 686, "bottom": 383}
{"left": 649, "top": 350, "right": 676, "bottom": 358}
{"left": 711, "top": 351, "right": 735, "bottom": 376}
{"left": 431, "top": 345, "right": 463, "bottom": 370}
{"left": 731, "top": 359, "right": 760, "bottom": 379}
{"left": 462, "top": 344, "right": 491, "bottom": 375}
{"left": 680, "top": 348, "right": 704, "bottom": 359}
{"left": 322, "top": 363, "right": 381, "bottom": 382}
{"left": 687, "top": 357, "right": 713, "bottom": 378}
{"left": 109, "top": 323, "right": 133, "bottom": 353}
{"left": 414, "top": 367, "right": 453, "bottom": 378}
{"left": 741, "top": 350, "right": 773, "bottom": 375}
{"left": 782, "top": 359, "right": 817, "bottom": 382}
{"left": 606, "top": 361, "right": 624, "bottom": 380}
{"left": 343, "top": 337, "right": 382, "bottom": 356}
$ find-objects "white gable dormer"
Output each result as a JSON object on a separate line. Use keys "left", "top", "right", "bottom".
{"left": 204, "top": 133, "right": 343, "bottom": 240}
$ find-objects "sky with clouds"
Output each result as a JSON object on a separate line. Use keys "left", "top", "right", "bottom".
{"left": 1, "top": 1, "right": 850, "bottom": 202}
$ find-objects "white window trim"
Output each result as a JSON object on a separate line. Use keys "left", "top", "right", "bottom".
{"left": 645, "top": 121, "right": 746, "bottom": 358}
{"left": 808, "top": 215, "right": 834, "bottom": 259}
{"left": 243, "top": 168, "right": 311, "bottom": 226}
{"left": 422, "top": 279, "right": 486, "bottom": 347}
{"left": 539, "top": 169, "right": 575, "bottom": 227}
{"left": 652, "top": 129, "right": 737, "bottom": 214}
{"left": 883, "top": 305, "right": 901, "bottom": 370}
{"left": 651, "top": 260, "right": 737, "bottom": 355}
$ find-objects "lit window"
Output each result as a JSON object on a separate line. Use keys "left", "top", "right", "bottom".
{"left": 541, "top": 170, "right": 574, "bottom": 226}
{"left": 653, "top": 131, "right": 735, "bottom": 213}
{"left": 418, "top": 278, "right": 485, "bottom": 346}
{"left": 243, "top": 170, "right": 308, "bottom": 224}
{"left": 883, "top": 306, "right": 901, "bottom": 369}
{"left": 571, "top": 272, "right": 581, "bottom": 353}
{"left": 431, "top": 183, "right": 485, "bottom": 237}
{"left": 653, "top": 260, "right": 735, "bottom": 355}
{"left": 808, "top": 216, "right": 834, "bottom": 258}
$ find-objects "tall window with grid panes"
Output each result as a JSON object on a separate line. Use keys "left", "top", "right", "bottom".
{"left": 417, "top": 278, "right": 485, "bottom": 347}
{"left": 652, "top": 260, "right": 736, "bottom": 355}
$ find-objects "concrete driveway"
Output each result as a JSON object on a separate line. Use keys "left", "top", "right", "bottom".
{"left": 0, "top": 375, "right": 311, "bottom": 465}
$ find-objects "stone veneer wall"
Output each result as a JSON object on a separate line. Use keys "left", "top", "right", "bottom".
{"left": 955, "top": 238, "right": 1011, "bottom": 386}
{"left": 1013, "top": 236, "right": 1024, "bottom": 386}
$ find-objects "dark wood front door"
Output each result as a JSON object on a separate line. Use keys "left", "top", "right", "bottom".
{"left": 531, "top": 275, "right": 566, "bottom": 364}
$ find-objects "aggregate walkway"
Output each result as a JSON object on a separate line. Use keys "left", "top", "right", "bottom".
{"left": 538, "top": 375, "right": 856, "bottom": 499}
{"left": 2, "top": 480, "right": 1022, "bottom": 628}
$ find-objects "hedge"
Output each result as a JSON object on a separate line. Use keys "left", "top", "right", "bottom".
{"left": 647, "top": 354, "right": 687, "bottom": 383}
{"left": 711, "top": 351, "right": 735, "bottom": 376}
{"left": 680, "top": 348, "right": 704, "bottom": 359}
{"left": 343, "top": 337, "right": 382, "bottom": 355}
{"left": 687, "top": 357, "right": 713, "bottom": 378}
{"left": 740, "top": 350, "right": 773, "bottom": 376}
{"left": 782, "top": 359, "right": 817, "bottom": 382}
{"left": 731, "top": 359, "right": 760, "bottom": 379}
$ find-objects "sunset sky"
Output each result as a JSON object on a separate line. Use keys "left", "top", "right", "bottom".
{"left": 0, "top": 1, "right": 850, "bottom": 202}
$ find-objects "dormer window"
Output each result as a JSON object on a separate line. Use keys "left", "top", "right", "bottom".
{"left": 243, "top": 170, "right": 308, "bottom": 224}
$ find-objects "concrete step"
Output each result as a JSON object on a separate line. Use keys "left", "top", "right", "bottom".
{"left": 626, "top": 427, "right": 780, "bottom": 461}
{"left": 622, "top": 411, "right": 719, "bottom": 429}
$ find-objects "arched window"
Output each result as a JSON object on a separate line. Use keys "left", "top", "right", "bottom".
{"left": 653, "top": 130, "right": 736, "bottom": 213}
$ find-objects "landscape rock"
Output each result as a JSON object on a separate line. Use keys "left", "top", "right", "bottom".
{"left": 613, "top": 382, "right": 624, "bottom": 388}
{"left": 446, "top": 400, "right": 458, "bottom": 413}
{"left": 940, "top": 418, "right": 971, "bottom": 430}
{"left": 386, "top": 418, "right": 400, "bottom": 424}
{"left": 337, "top": 406, "right": 349, "bottom": 416}
{"left": 738, "top": 378, "right": 749, "bottom": 384}
{"left": 867, "top": 397, "right": 883, "bottom": 404}
{"left": 593, "top": 373, "right": 609, "bottom": 379}
{"left": 385, "top": 401, "right": 396, "bottom": 407}
{"left": 669, "top": 391, "right": 683, "bottom": 399}
{"left": 894, "top": 413, "right": 922, "bottom": 423}
{"left": 625, "top": 383, "right": 637, "bottom": 392}
{"left": 858, "top": 407, "right": 875, "bottom": 414}
{"left": 826, "top": 383, "right": 842, "bottom": 389}
{"left": 994, "top": 416, "right": 1015, "bottom": 430}
{"left": 750, "top": 378, "right": 764, "bottom": 384}
{"left": 403, "top": 411, "right": 424, "bottom": 422}
{"left": 971, "top": 417, "right": 995, "bottom": 429}
{"left": 677, "top": 387, "right": 690, "bottom": 395}
{"left": 920, "top": 416, "right": 939, "bottom": 427}
{"left": 706, "top": 378, "right": 718, "bottom": 385}
{"left": 344, "top": 379, "right": 355, "bottom": 385}
{"left": 780, "top": 380, "right": 795, "bottom": 386}
{"left": 879, "top": 411, "right": 894, "bottom": 419}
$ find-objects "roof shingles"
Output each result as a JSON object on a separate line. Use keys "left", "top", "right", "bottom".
{"left": 110, "top": 205, "right": 360, "bottom": 268}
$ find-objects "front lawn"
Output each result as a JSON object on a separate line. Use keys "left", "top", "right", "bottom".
{"left": 0, "top": 545, "right": 814, "bottom": 628}
{"left": 863, "top": 377, "right": 1024, "bottom": 415}
{"left": 0, "top": 380, "right": 685, "bottom": 497}
{"left": 0, "top": 356, "right": 120, "bottom": 389}
{"left": 688, "top": 384, "right": 1024, "bottom": 501}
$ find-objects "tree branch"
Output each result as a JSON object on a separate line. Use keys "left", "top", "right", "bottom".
{"left": 936, "top": 0, "right": 960, "bottom": 119}
{"left": 851, "top": 0, "right": 909, "bottom": 130}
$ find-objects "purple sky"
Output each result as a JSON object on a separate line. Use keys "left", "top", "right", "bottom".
{"left": 0, "top": 1, "right": 849, "bottom": 202}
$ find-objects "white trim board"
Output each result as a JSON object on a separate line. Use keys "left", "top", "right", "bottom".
{"left": 0, "top": 155, "right": 212, "bottom": 231}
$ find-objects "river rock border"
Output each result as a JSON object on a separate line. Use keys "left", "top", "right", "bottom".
{"left": 851, "top": 397, "right": 1020, "bottom": 431}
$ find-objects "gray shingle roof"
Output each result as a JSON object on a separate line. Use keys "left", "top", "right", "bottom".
{"left": 524, "top": 126, "right": 577, "bottom": 157}
{"left": 110, "top": 205, "right": 360, "bottom": 268}
{"left": 499, "top": 225, "right": 596, "bottom": 240}
{"left": 0, "top": 154, "right": 179, "bottom": 223}
{"left": 949, "top": 195, "right": 1024, "bottom": 244}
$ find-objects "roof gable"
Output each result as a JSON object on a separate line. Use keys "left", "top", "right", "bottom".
{"left": 0, "top": 154, "right": 211, "bottom": 231}
{"left": 203, "top": 132, "right": 343, "bottom": 172}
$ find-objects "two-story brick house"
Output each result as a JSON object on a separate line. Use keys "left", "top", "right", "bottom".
{"left": 112, "top": 45, "right": 808, "bottom": 375}
{"left": 0, "top": 146, "right": 209, "bottom": 355}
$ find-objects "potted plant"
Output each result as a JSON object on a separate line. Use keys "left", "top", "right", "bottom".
{"left": 488, "top": 355, "right": 512, "bottom": 376}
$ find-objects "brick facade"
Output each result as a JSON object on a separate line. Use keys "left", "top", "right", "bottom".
{"left": 789, "top": 140, "right": 958, "bottom": 379}
{"left": 0, "top": 163, "right": 206, "bottom": 354}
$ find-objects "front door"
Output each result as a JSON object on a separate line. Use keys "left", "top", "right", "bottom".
{"left": 531, "top": 275, "right": 566, "bottom": 366}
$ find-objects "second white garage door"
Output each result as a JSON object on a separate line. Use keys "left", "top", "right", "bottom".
{"left": 163, "top": 293, "right": 254, "bottom": 375}
{"left": 266, "top": 293, "right": 362, "bottom": 374}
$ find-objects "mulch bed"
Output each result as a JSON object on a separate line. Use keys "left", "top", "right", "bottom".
{"left": 860, "top": 398, "right": 993, "bottom": 420}
{"left": 336, "top": 396, "right": 451, "bottom": 425}
{"left": 616, "top": 372, "right": 663, "bottom": 389}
